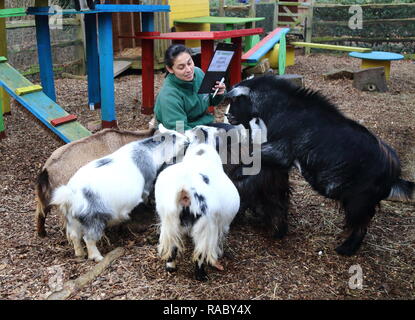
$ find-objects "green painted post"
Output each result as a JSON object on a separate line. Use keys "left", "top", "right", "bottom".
{"left": 278, "top": 33, "right": 286, "bottom": 75}
{"left": 0, "top": 0, "right": 11, "bottom": 115}
{"left": 0, "top": 99, "right": 5, "bottom": 138}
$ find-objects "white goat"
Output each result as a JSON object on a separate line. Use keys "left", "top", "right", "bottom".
{"left": 51, "top": 125, "right": 189, "bottom": 262}
{"left": 155, "top": 142, "right": 240, "bottom": 281}
{"left": 35, "top": 128, "right": 154, "bottom": 237}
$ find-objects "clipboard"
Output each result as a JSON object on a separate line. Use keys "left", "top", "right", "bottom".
{"left": 197, "top": 42, "right": 237, "bottom": 94}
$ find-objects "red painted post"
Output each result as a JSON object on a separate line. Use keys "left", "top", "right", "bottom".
{"left": 141, "top": 38, "right": 154, "bottom": 115}
{"left": 201, "top": 40, "right": 215, "bottom": 113}
{"left": 230, "top": 37, "right": 242, "bottom": 86}
{"left": 201, "top": 40, "right": 214, "bottom": 72}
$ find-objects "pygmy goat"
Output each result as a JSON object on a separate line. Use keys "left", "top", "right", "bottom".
{"left": 35, "top": 128, "right": 154, "bottom": 238}
{"left": 225, "top": 75, "right": 414, "bottom": 256}
{"left": 51, "top": 125, "right": 189, "bottom": 262}
{"left": 155, "top": 142, "right": 240, "bottom": 281}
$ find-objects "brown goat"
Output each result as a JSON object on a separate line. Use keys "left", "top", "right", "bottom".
{"left": 35, "top": 128, "right": 154, "bottom": 237}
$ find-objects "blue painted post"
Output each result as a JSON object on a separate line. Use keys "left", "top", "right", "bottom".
{"left": 141, "top": 12, "right": 154, "bottom": 32}
{"left": 35, "top": 15, "right": 56, "bottom": 102}
{"left": 97, "top": 12, "right": 116, "bottom": 128}
{"left": 84, "top": 13, "right": 101, "bottom": 110}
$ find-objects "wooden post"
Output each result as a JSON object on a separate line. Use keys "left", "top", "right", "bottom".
{"left": 305, "top": 0, "right": 314, "bottom": 55}
{"left": 273, "top": 1, "right": 279, "bottom": 30}
{"left": 200, "top": 40, "right": 214, "bottom": 72}
{"left": 84, "top": 14, "right": 101, "bottom": 110}
{"left": 141, "top": 12, "right": 155, "bottom": 115}
{"left": 34, "top": 0, "right": 56, "bottom": 101}
{"left": 0, "top": 0, "right": 10, "bottom": 115}
{"left": 77, "top": 14, "right": 86, "bottom": 76}
{"left": 248, "top": 0, "right": 256, "bottom": 20}
{"left": 229, "top": 37, "right": 242, "bottom": 86}
{"left": 219, "top": 0, "right": 225, "bottom": 18}
{"left": 98, "top": 12, "right": 117, "bottom": 128}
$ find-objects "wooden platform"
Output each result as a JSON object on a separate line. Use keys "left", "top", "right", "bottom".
{"left": 113, "top": 60, "right": 132, "bottom": 77}
{"left": 0, "top": 58, "right": 91, "bottom": 143}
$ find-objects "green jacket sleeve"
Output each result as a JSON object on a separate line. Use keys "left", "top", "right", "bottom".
{"left": 156, "top": 93, "right": 192, "bottom": 131}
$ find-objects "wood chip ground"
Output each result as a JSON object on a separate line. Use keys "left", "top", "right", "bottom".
{"left": 0, "top": 54, "right": 414, "bottom": 300}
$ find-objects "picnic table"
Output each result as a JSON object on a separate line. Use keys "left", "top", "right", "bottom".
{"left": 173, "top": 16, "right": 265, "bottom": 51}
{"left": 127, "top": 28, "right": 264, "bottom": 114}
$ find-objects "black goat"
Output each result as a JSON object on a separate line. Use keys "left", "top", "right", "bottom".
{"left": 187, "top": 125, "right": 291, "bottom": 239}
{"left": 225, "top": 75, "right": 414, "bottom": 256}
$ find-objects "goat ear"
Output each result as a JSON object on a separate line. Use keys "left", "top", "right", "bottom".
{"left": 225, "top": 86, "right": 250, "bottom": 100}
{"left": 158, "top": 123, "right": 168, "bottom": 133}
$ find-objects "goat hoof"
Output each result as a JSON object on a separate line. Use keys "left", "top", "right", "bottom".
{"left": 166, "top": 266, "right": 177, "bottom": 273}
{"left": 195, "top": 263, "right": 208, "bottom": 281}
{"left": 273, "top": 229, "right": 287, "bottom": 240}
{"left": 37, "top": 230, "right": 47, "bottom": 238}
{"left": 89, "top": 255, "right": 104, "bottom": 262}
{"left": 195, "top": 273, "right": 208, "bottom": 282}
{"left": 335, "top": 244, "right": 356, "bottom": 257}
{"left": 273, "top": 225, "right": 288, "bottom": 240}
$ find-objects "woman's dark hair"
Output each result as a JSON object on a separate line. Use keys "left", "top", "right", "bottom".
{"left": 164, "top": 44, "right": 193, "bottom": 69}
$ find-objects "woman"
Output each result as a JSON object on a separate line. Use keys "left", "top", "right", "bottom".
{"left": 155, "top": 44, "right": 228, "bottom": 131}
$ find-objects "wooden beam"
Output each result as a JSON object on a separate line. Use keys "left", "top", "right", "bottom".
{"left": 290, "top": 42, "right": 372, "bottom": 53}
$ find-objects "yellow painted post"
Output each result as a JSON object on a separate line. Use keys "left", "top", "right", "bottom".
{"left": 263, "top": 43, "right": 295, "bottom": 69}
{"left": 0, "top": 0, "right": 11, "bottom": 115}
{"left": 361, "top": 59, "right": 391, "bottom": 80}
{"left": 286, "top": 45, "right": 295, "bottom": 66}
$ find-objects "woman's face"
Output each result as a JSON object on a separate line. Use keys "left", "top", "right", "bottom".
{"left": 167, "top": 52, "right": 195, "bottom": 81}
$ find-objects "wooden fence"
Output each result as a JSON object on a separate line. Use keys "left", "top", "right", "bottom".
{"left": 311, "top": 3, "right": 415, "bottom": 54}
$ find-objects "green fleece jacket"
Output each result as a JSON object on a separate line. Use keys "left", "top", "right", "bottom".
{"left": 154, "top": 67, "right": 224, "bottom": 131}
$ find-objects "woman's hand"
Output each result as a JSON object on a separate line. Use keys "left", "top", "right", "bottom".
{"left": 212, "top": 80, "right": 226, "bottom": 96}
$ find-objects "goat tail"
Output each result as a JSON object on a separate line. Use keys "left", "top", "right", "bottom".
{"left": 35, "top": 169, "right": 51, "bottom": 237}
{"left": 387, "top": 179, "right": 415, "bottom": 202}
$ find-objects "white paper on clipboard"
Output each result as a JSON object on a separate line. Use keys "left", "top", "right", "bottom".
{"left": 207, "top": 50, "right": 235, "bottom": 72}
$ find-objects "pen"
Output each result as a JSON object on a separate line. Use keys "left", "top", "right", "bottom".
{"left": 212, "top": 77, "right": 225, "bottom": 98}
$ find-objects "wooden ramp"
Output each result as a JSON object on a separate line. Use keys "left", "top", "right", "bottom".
{"left": 113, "top": 60, "right": 132, "bottom": 77}
{"left": 0, "top": 58, "right": 91, "bottom": 143}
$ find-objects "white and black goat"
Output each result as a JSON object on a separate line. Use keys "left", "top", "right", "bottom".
{"left": 35, "top": 128, "right": 154, "bottom": 237}
{"left": 155, "top": 141, "right": 240, "bottom": 281}
{"left": 51, "top": 125, "right": 188, "bottom": 262}
{"left": 225, "top": 75, "right": 414, "bottom": 256}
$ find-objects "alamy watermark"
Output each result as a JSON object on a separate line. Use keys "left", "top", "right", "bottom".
{"left": 47, "top": 265, "right": 64, "bottom": 292}
{"left": 153, "top": 121, "right": 264, "bottom": 176}
{"left": 348, "top": 264, "right": 363, "bottom": 290}
{"left": 49, "top": 6, "right": 64, "bottom": 30}
{"left": 349, "top": 5, "right": 363, "bottom": 30}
